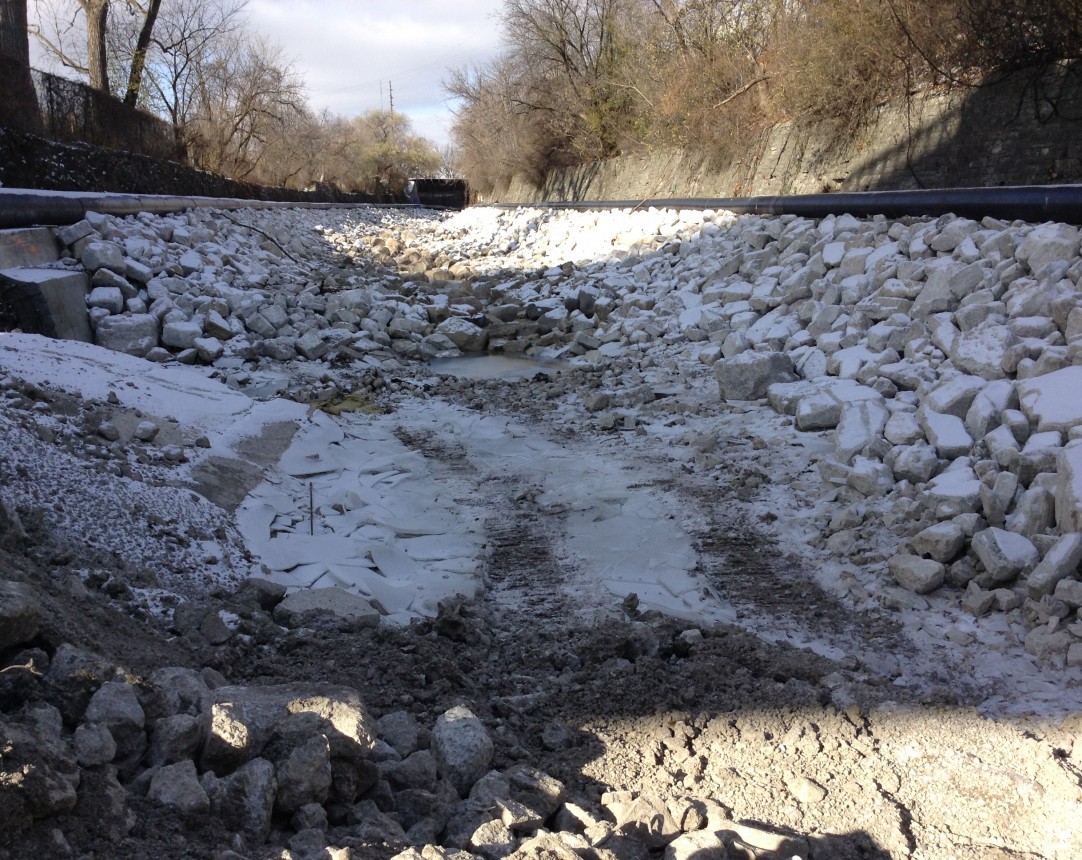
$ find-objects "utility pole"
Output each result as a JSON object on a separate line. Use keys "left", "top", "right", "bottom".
{"left": 388, "top": 80, "right": 394, "bottom": 115}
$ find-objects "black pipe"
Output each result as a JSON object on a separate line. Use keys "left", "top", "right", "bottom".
{"left": 0, "top": 190, "right": 402, "bottom": 230}
{"left": 4, "top": 184, "right": 1082, "bottom": 230}
{"left": 497, "top": 184, "right": 1082, "bottom": 225}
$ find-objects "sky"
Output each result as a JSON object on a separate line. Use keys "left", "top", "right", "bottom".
{"left": 243, "top": 0, "right": 508, "bottom": 149}
{"left": 27, "top": 0, "right": 509, "bottom": 151}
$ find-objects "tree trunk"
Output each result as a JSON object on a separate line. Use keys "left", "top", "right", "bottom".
{"left": 0, "top": 0, "right": 44, "bottom": 132}
{"left": 124, "top": 0, "right": 161, "bottom": 107}
{"left": 81, "top": 0, "right": 110, "bottom": 93}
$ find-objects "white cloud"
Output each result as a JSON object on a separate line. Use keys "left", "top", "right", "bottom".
{"left": 244, "top": 0, "right": 507, "bottom": 147}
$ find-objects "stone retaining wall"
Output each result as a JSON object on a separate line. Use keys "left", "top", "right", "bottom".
{"left": 495, "top": 64, "right": 1082, "bottom": 204}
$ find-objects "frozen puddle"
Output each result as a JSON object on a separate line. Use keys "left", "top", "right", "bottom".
{"left": 427, "top": 354, "right": 565, "bottom": 380}
{"left": 238, "top": 398, "right": 737, "bottom": 625}
{"left": 237, "top": 409, "right": 484, "bottom": 623}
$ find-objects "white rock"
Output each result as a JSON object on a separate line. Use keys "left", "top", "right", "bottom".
{"left": 926, "top": 467, "right": 982, "bottom": 516}
{"left": 950, "top": 321, "right": 1014, "bottom": 379}
{"left": 1018, "top": 365, "right": 1082, "bottom": 434}
{"left": 834, "top": 399, "right": 888, "bottom": 464}
{"left": 95, "top": 314, "right": 159, "bottom": 357}
{"left": 964, "top": 379, "right": 1013, "bottom": 439}
{"left": 918, "top": 407, "right": 972, "bottom": 459}
{"left": 714, "top": 351, "right": 797, "bottom": 401}
{"left": 1055, "top": 444, "right": 1082, "bottom": 532}
{"left": 86, "top": 285, "right": 124, "bottom": 314}
{"left": 431, "top": 706, "right": 493, "bottom": 797}
{"left": 888, "top": 554, "right": 945, "bottom": 594}
{"left": 162, "top": 320, "right": 202, "bottom": 349}
{"left": 884, "top": 411, "right": 924, "bottom": 445}
{"left": 194, "top": 336, "right": 225, "bottom": 363}
{"left": 81, "top": 241, "right": 125, "bottom": 273}
{"left": 1016, "top": 223, "right": 1081, "bottom": 274}
{"left": 436, "top": 317, "right": 488, "bottom": 352}
{"left": 971, "top": 527, "right": 1040, "bottom": 583}
{"left": 1027, "top": 533, "right": 1082, "bottom": 598}
{"left": 911, "top": 522, "right": 965, "bottom": 562}
{"left": 923, "top": 374, "right": 986, "bottom": 419}
{"left": 890, "top": 443, "right": 939, "bottom": 483}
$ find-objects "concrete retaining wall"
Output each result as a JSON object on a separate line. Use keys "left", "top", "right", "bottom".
{"left": 494, "top": 65, "right": 1082, "bottom": 204}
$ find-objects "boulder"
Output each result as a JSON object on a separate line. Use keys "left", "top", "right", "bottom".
{"left": 86, "top": 285, "right": 124, "bottom": 314}
{"left": 202, "top": 757, "right": 277, "bottom": 838}
{"left": 437, "top": 317, "right": 488, "bottom": 352}
{"left": 149, "top": 760, "right": 210, "bottom": 815}
{"left": 0, "top": 718, "right": 81, "bottom": 829}
{"left": 714, "top": 351, "right": 797, "bottom": 401}
{"left": 83, "top": 681, "right": 146, "bottom": 762}
{"left": 162, "top": 319, "right": 202, "bottom": 349}
{"left": 1018, "top": 366, "right": 1082, "bottom": 434}
{"left": 918, "top": 407, "right": 973, "bottom": 460}
{"left": 0, "top": 580, "right": 40, "bottom": 652}
{"left": 888, "top": 554, "right": 945, "bottom": 594}
{"left": 271, "top": 587, "right": 380, "bottom": 629}
{"left": 73, "top": 721, "right": 116, "bottom": 767}
{"left": 971, "top": 528, "right": 1040, "bottom": 583}
{"left": 201, "top": 682, "right": 375, "bottom": 775}
{"left": 431, "top": 706, "right": 493, "bottom": 797}
{"left": 835, "top": 399, "right": 889, "bottom": 465}
{"left": 296, "top": 331, "right": 330, "bottom": 360}
{"left": 1017, "top": 222, "right": 1081, "bottom": 274}
{"left": 910, "top": 522, "right": 966, "bottom": 563}
{"left": 148, "top": 713, "right": 203, "bottom": 766}
{"left": 81, "top": 241, "right": 125, "bottom": 273}
{"left": 193, "top": 336, "right": 224, "bottom": 363}
{"left": 94, "top": 313, "right": 160, "bottom": 356}
{"left": 45, "top": 644, "right": 118, "bottom": 723}
{"left": 274, "top": 733, "right": 332, "bottom": 814}
{"left": 1026, "top": 533, "right": 1082, "bottom": 598}
{"left": 950, "top": 321, "right": 1014, "bottom": 380}
{"left": 1055, "top": 445, "right": 1082, "bottom": 532}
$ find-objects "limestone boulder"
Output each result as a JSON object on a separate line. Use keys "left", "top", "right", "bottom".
{"left": 200, "top": 682, "right": 376, "bottom": 775}
{"left": 714, "top": 351, "right": 797, "bottom": 401}
{"left": 431, "top": 706, "right": 493, "bottom": 797}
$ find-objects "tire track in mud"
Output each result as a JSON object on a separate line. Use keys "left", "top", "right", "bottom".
{"left": 391, "top": 422, "right": 577, "bottom": 621}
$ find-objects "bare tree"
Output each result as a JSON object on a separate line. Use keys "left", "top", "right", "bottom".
{"left": 76, "top": 0, "right": 107, "bottom": 90}
{"left": 499, "top": 0, "right": 637, "bottom": 159}
{"left": 124, "top": 0, "right": 245, "bottom": 150}
{"left": 120, "top": 0, "right": 159, "bottom": 105}
{"left": 30, "top": 0, "right": 163, "bottom": 97}
{"left": 186, "top": 34, "right": 306, "bottom": 179}
{"left": 1, "top": 0, "right": 44, "bottom": 131}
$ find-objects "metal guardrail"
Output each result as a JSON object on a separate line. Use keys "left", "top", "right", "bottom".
{"left": 3, "top": 184, "right": 1082, "bottom": 230}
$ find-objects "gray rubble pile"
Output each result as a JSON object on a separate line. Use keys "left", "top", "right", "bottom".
{"left": 0, "top": 576, "right": 818, "bottom": 860}
{"left": 57, "top": 202, "right": 1082, "bottom": 666}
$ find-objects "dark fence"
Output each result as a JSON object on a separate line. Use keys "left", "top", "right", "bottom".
{"left": 0, "top": 57, "right": 181, "bottom": 161}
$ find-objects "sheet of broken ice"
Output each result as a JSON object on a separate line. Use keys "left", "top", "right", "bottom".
{"left": 236, "top": 409, "right": 482, "bottom": 624}
{"left": 237, "top": 396, "right": 735, "bottom": 625}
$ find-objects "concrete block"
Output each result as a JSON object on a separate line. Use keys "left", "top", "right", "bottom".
{"left": 0, "top": 267, "right": 92, "bottom": 342}
{"left": 0, "top": 227, "right": 61, "bottom": 268}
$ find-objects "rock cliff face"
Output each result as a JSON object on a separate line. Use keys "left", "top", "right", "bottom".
{"left": 495, "top": 65, "right": 1082, "bottom": 204}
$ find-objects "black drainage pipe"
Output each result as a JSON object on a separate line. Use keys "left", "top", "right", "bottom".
{"left": 0, "top": 189, "right": 406, "bottom": 230}
{"left": 499, "top": 184, "right": 1082, "bottom": 225}
{"left": 4, "top": 184, "right": 1082, "bottom": 230}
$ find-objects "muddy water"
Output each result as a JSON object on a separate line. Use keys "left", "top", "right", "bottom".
{"left": 427, "top": 354, "right": 565, "bottom": 380}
